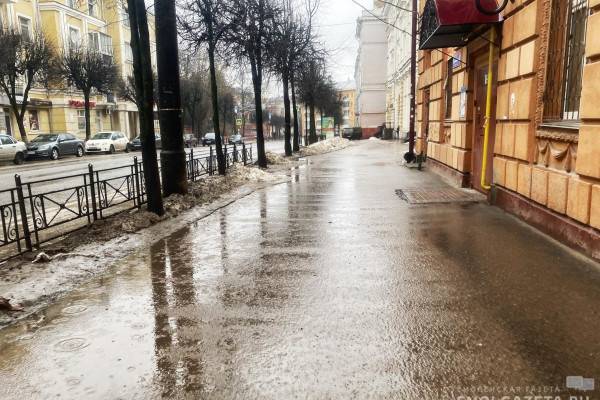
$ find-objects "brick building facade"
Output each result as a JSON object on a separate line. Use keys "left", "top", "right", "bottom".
{"left": 417, "top": 0, "right": 600, "bottom": 259}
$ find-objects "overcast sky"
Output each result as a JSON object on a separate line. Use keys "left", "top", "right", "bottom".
{"left": 313, "top": 0, "right": 372, "bottom": 84}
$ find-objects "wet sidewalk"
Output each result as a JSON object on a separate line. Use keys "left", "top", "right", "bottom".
{"left": 1, "top": 140, "right": 600, "bottom": 399}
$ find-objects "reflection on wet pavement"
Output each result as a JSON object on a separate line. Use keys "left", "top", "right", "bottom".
{"left": 1, "top": 141, "right": 600, "bottom": 399}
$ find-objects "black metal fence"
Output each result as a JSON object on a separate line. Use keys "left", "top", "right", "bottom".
{"left": 0, "top": 143, "right": 254, "bottom": 263}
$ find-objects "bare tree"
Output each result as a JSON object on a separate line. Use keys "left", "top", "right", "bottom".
{"left": 57, "top": 46, "right": 119, "bottom": 140}
{"left": 0, "top": 29, "right": 54, "bottom": 143}
{"left": 269, "top": 0, "right": 319, "bottom": 155}
{"left": 126, "top": 0, "right": 164, "bottom": 215}
{"left": 179, "top": 0, "right": 232, "bottom": 175}
{"left": 117, "top": 73, "right": 158, "bottom": 107}
{"left": 296, "top": 56, "right": 326, "bottom": 144}
{"left": 226, "top": 0, "right": 279, "bottom": 168}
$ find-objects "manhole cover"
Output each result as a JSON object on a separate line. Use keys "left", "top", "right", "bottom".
{"left": 395, "top": 188, "right": 486, "bottom": 204}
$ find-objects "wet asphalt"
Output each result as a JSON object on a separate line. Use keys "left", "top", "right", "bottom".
{"left": 1, "top": 140, "right": 600, "bottom": 400}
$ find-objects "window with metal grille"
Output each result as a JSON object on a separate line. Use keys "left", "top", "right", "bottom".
{"left": 445, "top": 58, "right": 453, "bottom": 119}
{"left": 543, "top": 0, "right": 588, "bottom": 123}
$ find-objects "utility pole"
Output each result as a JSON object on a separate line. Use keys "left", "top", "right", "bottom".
{"left": 404, "top": 0, "right": 417, "bottom": 163}
{"left": 155, "top": 0, "right": 188, "bottom": 196}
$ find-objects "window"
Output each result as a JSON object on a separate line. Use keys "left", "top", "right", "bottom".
{"left": 67, "top": 0, "right": 76, "bottom": 8}
{"left": 122, "top": 10, "right": 130, "bottom": 27}
{"left": 124, "top": 42, "right": 133, "bottom": 63}
{"left": 69, "top": 27, "right": 80, "bottom": 48}
{"left": 78, "top": 110, "right": 86, "bottom": 130}
{"left": 100, "top": 33, "right": 113, "bottom": 55}
{"left": 89, "top": 32, "right": 100, "bottom": 52}
{"left": 18, "top": 16, "right": 31, "bottom": 39}
{"left": 543, "top": 0, "right": 588, "bottom": 122}
{"left": 29, "top": 110, "right": 39, "bottom": 131}
{"left": 445, "top": 58, "right": 453, "bottom": 120}
{"left": 96, "top": 111, "right": 102, "bottom": 132}
{"left": 0, "top": 136, "right": 14, "bottom": 145}
{"left": 88, "top": 0, "right": 98, "bottom": 17}
{"left": 342, "top": 96, "right": 350, "bottom": 108}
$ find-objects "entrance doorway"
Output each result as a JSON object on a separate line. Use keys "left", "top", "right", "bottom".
{"left": 471, "top": 53, "right": 497, "bottom": 192}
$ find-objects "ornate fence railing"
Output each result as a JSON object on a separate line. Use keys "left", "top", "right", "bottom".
{"left": 0, "top": 143, "right": 254, "bottom": 263}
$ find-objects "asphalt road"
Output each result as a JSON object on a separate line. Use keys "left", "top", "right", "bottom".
{"left": 0, "top": 140, "right": 284, "bottom": 191}
{"left": 1, "top": 141, "right": 599, "bottom": 399}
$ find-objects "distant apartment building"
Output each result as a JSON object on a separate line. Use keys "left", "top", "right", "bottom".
{"left": 354, "top": 3, "right": 387, "bottom": 137}
{"left": 0, "top": 0, "right": 157, "bottom": 140}
{"left": 337, "top": 79, "right": 356, "bottom": 129}
{"left": 382, "top": 0, "right": 412, "bottom": 136}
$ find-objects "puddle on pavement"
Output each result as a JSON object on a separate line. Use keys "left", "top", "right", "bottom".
{"left": 1, "top": 142, "right": 600, "bottom": 399}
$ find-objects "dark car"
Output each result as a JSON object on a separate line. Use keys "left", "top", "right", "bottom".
{"left": 26, "top": 133, "right": 85, "bottom": 160}
{"left": 127, "top": 134, "right": 162, "bottom": 151}
{"left": 342, "top": 127, "right": 362, "bottom": 140}
{"left": 202, "top": 132, "right": 216, "bottom": 146}
{"left": 228, "top": 134, "right": 243, "bottom": 145}
{"left": 184, "top": 134, "right": 198, "bottom": 148}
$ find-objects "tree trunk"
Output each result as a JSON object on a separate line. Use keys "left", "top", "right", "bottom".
{"left": 250, "top": 57, "right": 267, "bottom": 168}
{"left": 305, "top": 103, "right": 308, "bottom": 146}
{"left": 15, "top": 116, "right": 27, "bottom": 143}
{"left": 127, "top": 0, "right": 164, "bottom": 215}
{"left": 290, "top": 72, "right": 299, "bottom": 152}
{"left": 208, "top": 44, "right": 226, "bottom": 175}
{"left": 282, "top": 71, "right": 292, "bottom": 157}
{"left": 309, "top": 102, "right": 317, "bottom": 144}
{"left": 84, "top": 91, "right": 91, "bottom": 141}
{"left": 156, "top": 0, "right": 188, "bottom": 196}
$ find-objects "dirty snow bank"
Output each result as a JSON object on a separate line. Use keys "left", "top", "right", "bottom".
{"left": 117, "top": 165, "right": 279, "bottom": 234}
{"left": 266, "top": 151, "right": 289, "bottom": 165}
{"left": 300, "top": 137, "right": 351, "bottom": 156}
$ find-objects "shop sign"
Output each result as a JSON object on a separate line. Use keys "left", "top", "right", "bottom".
{"left": 69, "top": 100, "right": 96, "bottom": 108}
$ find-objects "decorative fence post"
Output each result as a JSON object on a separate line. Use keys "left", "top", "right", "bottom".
{"left": 233, "top": 143, "right": 238, "bottom": 163}
{"left": 209, "top": 146, "right": 214, "bottom": 176}
{"left": 14, "top": 175, "right": 32, "bottom": 251}
{"left": 189, "top": 148, "right": 195, "bottom": 181}
{"left": 224, "top": 145, "right": 229, "bottom": 169}
{"left": 88, "top": 164, "right": 99, "bottom": 220}
{"left": 133, "top": 157, "right": 142, "bottom": 210}
{"left": 242, "top": 142, "right": 247, "bottom": 166}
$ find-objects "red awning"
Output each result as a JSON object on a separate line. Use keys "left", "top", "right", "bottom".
{"left": 419, "top": 0, "right": 502, "bottom": 49}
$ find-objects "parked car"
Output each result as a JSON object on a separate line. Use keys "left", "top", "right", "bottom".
{"left": 228, "top": 134, "right": 243, "bottom": 145}
{"left": 342, "top": 127, "right": 362, "bottom": 140}
{"left": 26, "top": 133, "right": 85, "bottom": 160}
{"left": 184, "top": 134, "right": 198, "bottom": 148}
{"left": 0, "top": 134, "right": 27, "bottom": 165}
{"left": 127, "top": 134, "right": 162, "bottom": 152}
{"left": 85, "top": 131, "right": 129, "bottom": 154}
{"left": 202, "top": 132, "right": 216, "bottom": 146}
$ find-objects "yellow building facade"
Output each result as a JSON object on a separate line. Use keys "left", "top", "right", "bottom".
{"left": 0, "top": 0, "right": 156, "bottom": 140}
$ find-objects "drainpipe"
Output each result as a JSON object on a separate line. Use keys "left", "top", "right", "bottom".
{"left": 480, "top": 28, "right": 495, "bottom": 191}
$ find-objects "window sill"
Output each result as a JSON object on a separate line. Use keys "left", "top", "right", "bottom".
{"left": 539, "top": 121, "right": 580, "bottom": 131}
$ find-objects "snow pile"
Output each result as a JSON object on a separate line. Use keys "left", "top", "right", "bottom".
{"left": 300, "top": 137, "right": 351, "bottom": 156}
{"left": 266, "top": 151, "right": 289, "bottom": 165}
{"left": 80, "top": 165, "right": 279, "bottom": 238}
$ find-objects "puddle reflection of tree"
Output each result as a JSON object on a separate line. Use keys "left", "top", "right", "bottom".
{"left": 150, "top": 230, "right": 203, "bottom": 397}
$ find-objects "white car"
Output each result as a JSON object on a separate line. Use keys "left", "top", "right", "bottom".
{"left": 0, "top": 134, "right": 27, "bottom": 165}
{"left": 85, "top": 131, "right": 130, "bottom": 154}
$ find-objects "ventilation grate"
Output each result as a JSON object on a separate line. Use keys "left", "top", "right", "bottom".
{"left": 395, "top": 188, "right": 486, "bottom": 204}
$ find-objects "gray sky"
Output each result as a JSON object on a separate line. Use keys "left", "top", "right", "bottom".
{"left": 313, "top": 0, "right": 372, "bottom": 83}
